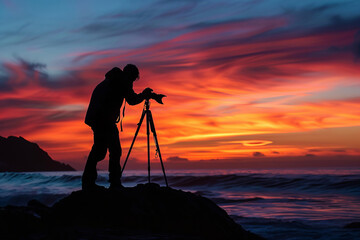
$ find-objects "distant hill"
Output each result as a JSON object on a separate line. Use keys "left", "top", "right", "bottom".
{"left": 0, "top": 136, "right": 75, "bottom": 172}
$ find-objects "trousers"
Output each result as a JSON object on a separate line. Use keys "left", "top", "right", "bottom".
{"left": 82, "top": 124, "right": 121, "bottom": 186}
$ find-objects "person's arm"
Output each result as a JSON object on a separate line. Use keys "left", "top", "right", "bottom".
{"left": 125, "top": 82, "right": 153, "bottom": 105}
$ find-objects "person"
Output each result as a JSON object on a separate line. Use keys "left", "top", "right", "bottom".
{"left": 82, "top": 64, "right": 153, "bottom": 190}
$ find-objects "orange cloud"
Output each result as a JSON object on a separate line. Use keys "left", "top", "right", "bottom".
{"left": 232, "top": 140, "right": 273, "bottom": 147}
{"left": 1, "top": 15, "right": 360, "bottom": 168}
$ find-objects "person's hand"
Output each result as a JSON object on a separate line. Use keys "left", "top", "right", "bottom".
{"left": 142, "top": 88, "right": 153, "bottom": 99}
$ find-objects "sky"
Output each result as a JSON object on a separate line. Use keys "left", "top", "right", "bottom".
{"left": 0, "top": 0, "right": 360, "bottom": 170}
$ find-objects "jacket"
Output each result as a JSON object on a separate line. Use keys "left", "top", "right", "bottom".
{"left": 85, "top": 69, "right": 144, "bottom": 127}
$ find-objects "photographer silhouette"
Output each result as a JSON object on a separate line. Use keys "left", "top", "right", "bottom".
{"left": 82, "top": 64, "right": 163, "bottom": 190}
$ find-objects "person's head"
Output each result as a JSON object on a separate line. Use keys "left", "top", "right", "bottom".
{"left": 123, "top": 64, "right": 139, "bottom": 82}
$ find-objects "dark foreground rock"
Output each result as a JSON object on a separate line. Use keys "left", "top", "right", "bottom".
{"left": 0, "top": 183, "right": 264, "bottom": 240}
{"left": 344, "top": 222, "right": 360, "bottom": 229}
{"left": 0, "top": 136, "right": 75, "bottom": 172}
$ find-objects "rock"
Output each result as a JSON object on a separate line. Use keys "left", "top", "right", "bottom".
{"left": 0, "top": 183, "right": 264, "bottom": 239}
{"left": 344, "top": 222, "right": 360, "bottom": 228}
{"left": 0, "top": 205, "right": 44, "bottom": 238}
{"left": 0, "top": 183, "right": 263, "bottom": 239}
{"left": 28, "top": 199, "right": 50, "bottom": 218}
{"left": 0, "top": 136, "right": 75, "bottom": 172}
{"left": 46, "top": 183, "right": 263, "bottom": 239}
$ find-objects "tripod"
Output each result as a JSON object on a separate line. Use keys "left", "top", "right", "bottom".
{"left": 121, "top": 99, "right": 169, "bottom": 187}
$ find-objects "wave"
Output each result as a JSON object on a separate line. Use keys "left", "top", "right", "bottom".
{"left": 211, "top": 197, "right": 264, "bottom": 204}
{"left": 0, "top": 172, "right": 359, "bottom": 195}
{"left": 166, "top": 174, "right": 360, "bottom": 194}
{"left": 0, "top": 172, "right": 81, "bottom": 185}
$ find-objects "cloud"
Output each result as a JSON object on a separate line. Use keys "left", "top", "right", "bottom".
{"left": 333, "top": 149, "right": 347, "bottom": 153}
{"left": 45, "top": 110, "right": 84, "bottom": 122}
{"left": 0, "top": 116, "right": 33, "bottom": 133}
{"left": 17, "top": 57, "right": 47, "bottom": 72}
{"left": 308, "top": 149, "right": 322, "bottom": 153}
{"left": 167, "top": 156, "right": 189, "bottom": 162}
{"left": 76, "top": 1, "right": 201, "bottom": 45}
{"left": 240, "top": 140, "right": 273, "bottom": 147}
{"left": 1, "top": 2, "right": 360, "bottom": 165}
{"left": 0, "top": 99, "right": 54, "bottom": 109}
{"left": 241, "top": 65, "right": 299, "bottom": 79}
{"left": 0, "top": 58, "right": 101, "bottom": 108}
{"left": 163, "top": 155, "right": 360, "bottom": 170}
{"left": 305, "top": 154, "right": 316, "bottom": 157}
{"left": 354, "top": 30, "right": 360, "bottom": 61}
{"left": 253, "top": 152, "right": 265, "bottom": 157}
{"left": 81, "top": 14, "right": 359, "bottom": 99}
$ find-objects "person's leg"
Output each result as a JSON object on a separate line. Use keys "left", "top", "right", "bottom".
{"left": 82, "top": 127, "right": 108, "bottom": 189}
{"left": 108, "top": 124, "right": 122, "bottom": 186}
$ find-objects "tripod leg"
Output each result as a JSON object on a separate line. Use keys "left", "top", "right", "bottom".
{"left": 121, "top": 109, "right": 146, "bottom": 175}
{"left": 148, "top": 111, "right": 169, "bottom": 187}
{"left": 146, "top": 110, "right": 151, "bottom": 184}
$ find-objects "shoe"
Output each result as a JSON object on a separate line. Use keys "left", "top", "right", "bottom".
{"left": 109, "top": 182, "right": 124, "bottom": 191}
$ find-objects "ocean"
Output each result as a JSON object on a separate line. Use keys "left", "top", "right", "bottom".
{"left": 0, "top": 168, "right": 359, "bottom": 240}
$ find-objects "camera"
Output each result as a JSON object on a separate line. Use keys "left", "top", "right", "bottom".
{"left": 149, "top": 92, "right": 166, "bottom": 104}
{"left": 143, "top": 88, "right": 166, "bottom": 104}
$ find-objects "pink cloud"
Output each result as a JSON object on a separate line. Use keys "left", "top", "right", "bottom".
{"left": 1, "top": 15, "right": 359, "bottom": 166}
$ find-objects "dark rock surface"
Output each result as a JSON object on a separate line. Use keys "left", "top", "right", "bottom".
{"left": 0, "top": 136, "right": 74, "bottom": 172}
{"left": 344, "top": 222, "right": 360, "bottom": 229}
{"left": 0, "top": 183, "right": 264, "bottom": 240}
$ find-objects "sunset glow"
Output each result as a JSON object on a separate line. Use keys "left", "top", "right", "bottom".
{"left": 0, "top": 0, "right": 359, "bottom": 169}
